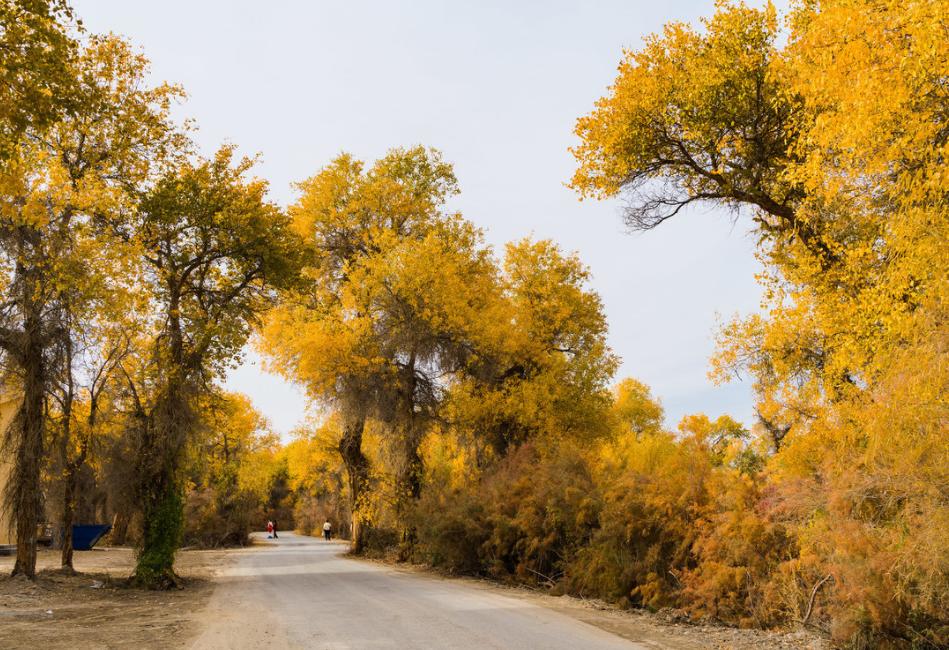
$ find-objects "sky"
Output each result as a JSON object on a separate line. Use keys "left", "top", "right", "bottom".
{"left": 72, "top": 0, "right": 781, "bottom": 439}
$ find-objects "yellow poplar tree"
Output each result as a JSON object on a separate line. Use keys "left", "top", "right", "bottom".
{"left": 262, "top": 146, "right": 502, "bottom": 550}
{"left": 448, "top": 239, "right": 617, "bottom": 459}
{"left": 571, "top": 0, "right": 947, "bottom": 642}
{"left": 0, "top": 0, "right": 78, "bottom": 159}
{"left": 129, "top": 147, "right": 300, "bottom": 587}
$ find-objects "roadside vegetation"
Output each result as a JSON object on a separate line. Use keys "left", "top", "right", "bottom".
{"left": 0, "top": 1, "right": 945, "bottom": 648}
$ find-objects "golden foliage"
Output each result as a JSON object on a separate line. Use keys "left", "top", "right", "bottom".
{"left": 571, "top": 0, "right": 948, "bottom": 645}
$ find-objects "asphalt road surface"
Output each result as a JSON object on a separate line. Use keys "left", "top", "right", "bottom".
{"left": 189, "top": 532, "right": 643, "bottom": 649}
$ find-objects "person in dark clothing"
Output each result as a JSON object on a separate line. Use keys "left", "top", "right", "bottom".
{"left": 272, "top": 519, "right": 279, "bottom": 539}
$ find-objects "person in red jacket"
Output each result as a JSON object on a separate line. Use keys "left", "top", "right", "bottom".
{"left": 266, "top": 520, "right": 274, "bottom": 539}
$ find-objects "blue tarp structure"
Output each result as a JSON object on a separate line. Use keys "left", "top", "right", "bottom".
{"left": 72, "top": 524, "right": 111, "bottom": 550}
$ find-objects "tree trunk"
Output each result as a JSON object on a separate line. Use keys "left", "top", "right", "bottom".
{"left": 60, "top": 465, "right": 78, "bottom": 572}
{"left": 58, "top": 334, "right": 76, "bottom": 572}
{"left": 395, "top": 418, "right": 424, "bottom": 557}
{"left": 397, "top": 443, "right": 423, "bottom": 502}
{"left": 10, "top": 331, "right": 46, "bottom": 579}
{"left": 338, "top": 414, "right": 370, "bottom": 554}
{"left": 133, "top": 470, "right": 183, "bottom": 589}
{"left": 396, "top": 447, "right": 422, "bottom": 518}
{"left": 110, "top": 510, "right": 130, "bottom": 546}
{"left": 60, "top": 470, "right": 76, "bottom": 573}
{"left": 131, "top": 380, "right": 190, "bottom": 589}
{"left": 394, "top": 359, "right": 423, "bottom": 555}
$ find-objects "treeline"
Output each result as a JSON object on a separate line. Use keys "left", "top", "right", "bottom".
{"left": 0, "top": 1, "right": 945, "bottom": 649}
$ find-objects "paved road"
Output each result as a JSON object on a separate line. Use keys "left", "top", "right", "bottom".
{"left": 190, "top": 532, "right": 642, "bottom": 649}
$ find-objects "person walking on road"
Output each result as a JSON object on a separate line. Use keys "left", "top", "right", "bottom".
{"left": 266, "top": 520, "right": 274, "bottom": 539}
{"left": 322, "top": 520, "right": 332, "bottom": 541}
{"left": 272, "top": 519, "right": 279, "bottom": 539}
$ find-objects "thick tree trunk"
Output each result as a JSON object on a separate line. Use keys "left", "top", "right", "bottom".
{"left": 10, "top": 332, "right": 46, "bottom": 579}
{"left": 131, "top": 381, "right": 190, "bottom": 589}
{"left": 393, "top": 359, "right": 424, "bottom": 555}
{"left": 131, "top": 291, "right": 193, "bottom": 590}
{"left": 395, "top": 418, "right": 424, "bottom": 557}
{"left": 338, "top": 414, "right": 370, "bottom": 554}
{"left": 133, "top": 471, "right": 183, "bottom": 588}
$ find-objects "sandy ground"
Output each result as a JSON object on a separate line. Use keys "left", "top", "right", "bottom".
{"left": 0, "top": 545, "right": 233, "bottom": 650}
{"left": 0, "top": 535, "right": 828, "bottom": 649}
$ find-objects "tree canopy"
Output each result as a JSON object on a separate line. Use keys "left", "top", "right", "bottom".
{"left": 571, "top": 0, "right": 948, "bottom": 644}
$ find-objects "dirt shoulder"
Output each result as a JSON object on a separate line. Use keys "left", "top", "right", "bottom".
{"left": 0, "top": 546, "right": 236, "bottom": 650}
{"left": 358, "top": 555, "right": 829, "bottom": 650}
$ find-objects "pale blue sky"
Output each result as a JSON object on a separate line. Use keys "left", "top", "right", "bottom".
{"left": 74, "top": 0, "right": 782, "bottom": 438}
